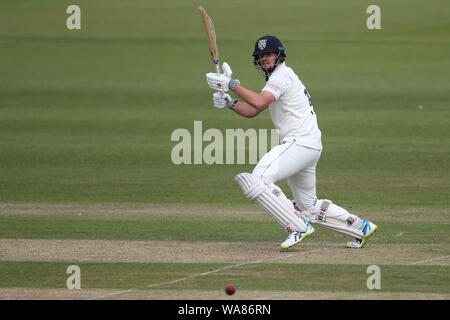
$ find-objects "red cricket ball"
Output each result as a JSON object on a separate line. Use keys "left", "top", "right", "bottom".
{"left": 225, "top": 284, "right": 235, "bottom": 295}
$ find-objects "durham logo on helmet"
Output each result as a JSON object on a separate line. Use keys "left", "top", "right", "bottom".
{"left": 258, "top": 39, "right": 267, "bottom": 50}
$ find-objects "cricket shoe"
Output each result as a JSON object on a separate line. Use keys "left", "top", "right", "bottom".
{"left": 280, "top": 220, "right": 315, "bottom": 250}
{"left": 346, "top": 220, "right": 378, "bottom": 248}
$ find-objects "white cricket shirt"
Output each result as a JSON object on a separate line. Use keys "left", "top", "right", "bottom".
{"left": 262, "top": 63, "right": 322, "bottom": 150}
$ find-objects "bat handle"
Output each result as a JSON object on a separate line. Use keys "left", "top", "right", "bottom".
{"left": 214, "top": 63, "right": 224, "bottom": 97}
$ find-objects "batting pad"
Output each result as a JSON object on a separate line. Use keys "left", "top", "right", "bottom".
{"left": 306, "top": 199, "right": 364, "bottom": 239}
{"left": 235, "top": 172, "right": 308, "bottom": 233}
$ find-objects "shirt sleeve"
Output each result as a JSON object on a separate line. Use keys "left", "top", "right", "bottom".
{"left": 261, "top": 71, "right": 293, "bottom": 100}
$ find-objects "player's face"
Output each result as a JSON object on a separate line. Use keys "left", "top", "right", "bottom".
{"left": 257, "top": 52, "right": 278, "bottom": 71}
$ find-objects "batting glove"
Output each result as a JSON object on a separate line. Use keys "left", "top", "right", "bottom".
{"left": 206, "top": 62, "right": 240, "bottom": 92}
{"left": 213, "top": 92, "right": 237, "bottom": 109}
{"left": 206, "top": 73, "right": 230, "bottom": 91}
{"left": 222, "top": 62, "right": 232, "bottom": 78}
{"left": 221, "top": 62, "right": 240, "bottom": 91}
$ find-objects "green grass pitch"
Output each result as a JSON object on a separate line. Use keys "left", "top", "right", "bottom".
{"left": 0, "top": 0, "right": 449, "bottom": 300}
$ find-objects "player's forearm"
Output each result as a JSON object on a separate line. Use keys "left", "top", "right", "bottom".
{"left": 233, "top": 84, "right": 267, "bottom": 110}
{"left": 231, "top": 101, "right": 261, "bottom": 118}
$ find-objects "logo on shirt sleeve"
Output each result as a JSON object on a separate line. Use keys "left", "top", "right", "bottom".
{"left": 266, "top": 83, "right": 280, "bottom": 92}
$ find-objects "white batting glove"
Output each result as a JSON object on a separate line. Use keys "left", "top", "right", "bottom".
{"left": 206, "top": 72, "right": 230, "bottom": 91}
{"left": 221, "top": 62, "right": 240, "bottom": 90}
{"left": 213, "top": 91, "right": 235, "bottom": 109}
{"left": 206, "top": 62, "right": 240, "bottom": 92}
{"left": 221, "top": 62, "right": 232, "bottom": 78}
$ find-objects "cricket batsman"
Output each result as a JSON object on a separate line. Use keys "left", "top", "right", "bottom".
{"left": 205, "top": 35, "right": 378, "bottom": 249}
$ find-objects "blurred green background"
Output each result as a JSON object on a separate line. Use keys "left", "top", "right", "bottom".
{"left": 0, "top": 0, "right": 449, "bottom": 207}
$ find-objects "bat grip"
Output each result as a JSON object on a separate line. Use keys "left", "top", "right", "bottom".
{"left": 213, "top": 63, "right": 224, "bottom": 97}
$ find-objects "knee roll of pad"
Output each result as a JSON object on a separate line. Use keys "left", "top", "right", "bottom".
{"left": 235, "top": 172, "right": 308, "bottom": 233}
{"left": 234, "top": 172, "right": 266, "bottom": 201}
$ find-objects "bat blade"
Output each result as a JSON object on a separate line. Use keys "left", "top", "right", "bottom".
{"left": 198, "top": 6, "right": 220, "bottom": 73}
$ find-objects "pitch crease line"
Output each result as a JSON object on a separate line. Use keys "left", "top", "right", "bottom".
{"left": 410, "top": 255, "right": 450, "bottom": 265}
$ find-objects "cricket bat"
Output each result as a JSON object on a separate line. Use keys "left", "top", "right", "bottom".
{"left": 198, "top": 6, "right": 221, "bottom": 74}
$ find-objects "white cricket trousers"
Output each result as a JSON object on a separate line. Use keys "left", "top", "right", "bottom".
{"left": 252, "top": 137, "right": 321, "bottom": 212}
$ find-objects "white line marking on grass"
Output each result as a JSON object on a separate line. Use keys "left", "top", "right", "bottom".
{"left": 410, "top": 255, "right": 450, "bottom": 265}
{"left": 90, "top": 247, "right": 330, "bottom": 300}
{"left": 91, "top": 289, "right": 135, "bottom": 299}
{"left": 256, "top": 291, "right": 290, "bottom": 300}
